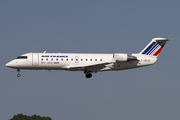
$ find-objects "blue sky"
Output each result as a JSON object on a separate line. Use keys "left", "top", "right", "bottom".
{"left": 0, "top": 0, "right": 179, "bottom": 120}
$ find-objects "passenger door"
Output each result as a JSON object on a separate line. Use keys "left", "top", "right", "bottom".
{"left": 32, "top": 53, "right": 39, "bottom": 66}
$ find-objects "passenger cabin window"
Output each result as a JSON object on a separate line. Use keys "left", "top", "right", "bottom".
{"left": 16, "top": 56, "right": 27, "bottom": 59}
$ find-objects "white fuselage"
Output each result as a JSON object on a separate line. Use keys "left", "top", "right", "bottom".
{"left": 5, "top": 38, "right": 170, "bottom": 78}
{"left": 6, "top": 52, "right": 157, "bottom": 72}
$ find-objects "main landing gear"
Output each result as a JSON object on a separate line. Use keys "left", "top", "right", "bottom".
{"left": 85, "top": 73, "right": 92, "bottom": 78}
{"left": 84, "top": 71, "right": 92, "bottom": 78}
{"left": 17, "top": 69, "right": 21, "bottom": 77}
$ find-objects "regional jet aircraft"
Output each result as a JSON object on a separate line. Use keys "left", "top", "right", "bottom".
{"left": 6, "top": 38, "right": 170, "bottom": 78}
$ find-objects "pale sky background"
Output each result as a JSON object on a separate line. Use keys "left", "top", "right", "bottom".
{"left": 0, "top": 0, "right": 179, "bottom": 120}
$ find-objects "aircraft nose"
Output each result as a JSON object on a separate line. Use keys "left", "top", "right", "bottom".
{"left": 5, "top": 60, "right": 21, "bottom": 68}
{"left": 5, "top": 62, "right": 12, "bottom": 67}
{"left": 5, "top": 61, "right": 17, "bottom": 68}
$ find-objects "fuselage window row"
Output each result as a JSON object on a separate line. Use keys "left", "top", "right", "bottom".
{"left": 41, "top": 58, "right": 102, "bottom": 62}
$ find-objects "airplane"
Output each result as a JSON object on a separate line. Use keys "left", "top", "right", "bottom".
{"left": 5, "top": 37, "right": 170, "bottom": 78}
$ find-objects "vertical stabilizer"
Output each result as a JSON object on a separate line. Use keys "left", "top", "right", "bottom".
{"left": 140, "top": 38, "right": 170, "bottom": 57}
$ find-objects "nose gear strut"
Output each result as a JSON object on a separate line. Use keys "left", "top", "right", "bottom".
{"left": 17, "top": 69, "right": 21, "bottom": 77}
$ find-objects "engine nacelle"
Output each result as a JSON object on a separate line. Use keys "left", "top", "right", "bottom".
{"left": 114, "top": 53, "right": 128, "bottom": 62}
{"left": 113, "top": 53, "right": 137, "bottom": 62}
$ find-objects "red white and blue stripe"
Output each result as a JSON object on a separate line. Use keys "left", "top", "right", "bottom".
{"left": 141, "top": 41, "right": 166, "bottom": 56}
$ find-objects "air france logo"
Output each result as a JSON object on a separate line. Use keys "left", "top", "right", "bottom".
{"left": 42, "top": 55, "right": 68, "bottom": 58}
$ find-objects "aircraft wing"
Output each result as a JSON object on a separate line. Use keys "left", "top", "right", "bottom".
{"left": 68, "top": 62, "right": 112, "bottom": 73}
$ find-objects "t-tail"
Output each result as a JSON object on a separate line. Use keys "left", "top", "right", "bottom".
{"left": 140, "top": 38, "right": 170, "bottom": 57}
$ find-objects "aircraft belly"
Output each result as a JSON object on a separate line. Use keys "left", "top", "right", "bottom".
{"left": 37, "top": 64, "right": 68, "bottom": 70}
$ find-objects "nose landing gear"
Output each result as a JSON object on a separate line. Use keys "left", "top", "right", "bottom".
{"left": 17, "top": 69, "right": 21, "bottom": 77}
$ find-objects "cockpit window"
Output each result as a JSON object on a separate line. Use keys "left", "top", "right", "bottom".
{"left": 16, "top": 56, "right": 27, "bottom": 59}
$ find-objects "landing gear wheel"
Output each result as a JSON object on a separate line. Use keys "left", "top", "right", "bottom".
{"left": 85, "top": 73, "right": 92, "bottom": 78}
{"left": 17, "top": 73, "right": 21, "bottom": 77}
{"left": 17, "top": 69, "right": 21, "bottom": 77}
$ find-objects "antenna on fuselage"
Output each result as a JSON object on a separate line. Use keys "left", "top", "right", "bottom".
{"left": 43, "top": 51, "right": 46, "bottom": 53}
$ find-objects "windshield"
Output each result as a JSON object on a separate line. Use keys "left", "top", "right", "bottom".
{"left": 16, "top": 56, "right": 27, "bottom": 59}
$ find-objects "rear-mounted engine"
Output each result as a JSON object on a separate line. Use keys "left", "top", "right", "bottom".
{"left": 113, "top": 53, "right": 137, "bottom": 62}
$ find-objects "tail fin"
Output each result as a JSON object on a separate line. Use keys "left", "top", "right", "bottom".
{"left": 140, "top": 38, "right": 170, "bottom": 57}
